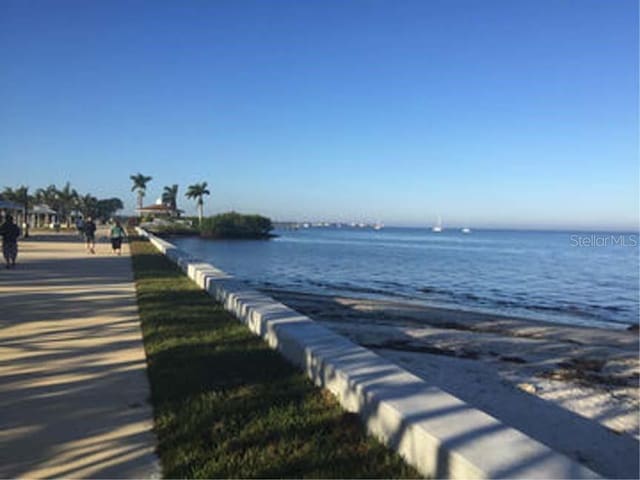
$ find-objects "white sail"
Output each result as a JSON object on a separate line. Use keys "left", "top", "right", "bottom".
{"left": 432, "top": 215, "right": 442, "bottom": 232}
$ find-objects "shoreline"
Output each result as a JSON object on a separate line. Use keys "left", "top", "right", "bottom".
{"left": 263, "top": 288, "right": 639, "bottom": 345}
{"left": 262, "top": 288, "right": 639, "bottom": 478}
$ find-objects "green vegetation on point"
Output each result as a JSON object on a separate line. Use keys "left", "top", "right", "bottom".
{"left": 200, "top": 211, "right": 273, "bottom": 239}
{"left": 145, "top": 212, "right": 274, "bottom": 239}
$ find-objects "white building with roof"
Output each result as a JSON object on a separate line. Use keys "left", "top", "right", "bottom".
{"left": 30, "top": 204, "right": 58, "bottom": 228}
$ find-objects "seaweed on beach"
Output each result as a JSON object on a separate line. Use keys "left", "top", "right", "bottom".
{"left": 539, "top": 357, "right": 636, "bottom": 388}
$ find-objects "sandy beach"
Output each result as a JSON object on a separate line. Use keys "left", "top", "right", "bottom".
{"left": 264, "top": 289, "right": 639, "bottom": 478}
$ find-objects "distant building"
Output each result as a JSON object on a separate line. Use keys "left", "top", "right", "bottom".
{"left": 0, "top": 199, "right": 24, "bottom": 223}
{"left": 30, "top": 204, "right": 59, "bottom": 228}
{"left": 136, "top": 203, "right": 183, "bottom": 218}
{"left": 1, "top": 201, "right": 60, "bottom": 229}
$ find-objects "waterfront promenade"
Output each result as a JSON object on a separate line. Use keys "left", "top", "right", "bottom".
{"left": 0, "top": 231, "right": 160, "bottom": 478}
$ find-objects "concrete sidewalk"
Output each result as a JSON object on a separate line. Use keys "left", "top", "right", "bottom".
{"left": 0, "top": 231, "right": 161, "bottom": 478}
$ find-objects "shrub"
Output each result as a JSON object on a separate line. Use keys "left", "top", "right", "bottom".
{"left": 200, "top": 212, "right": 273, "bottom": 239}
{"left": 147, "top": 223, "right": 199, "bottom": 236}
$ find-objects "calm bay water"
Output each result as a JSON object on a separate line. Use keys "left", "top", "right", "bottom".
{"left": 173, "top": 228, "right": 639, "bottom": 330}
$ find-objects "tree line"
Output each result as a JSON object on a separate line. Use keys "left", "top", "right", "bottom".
{"left": 130, "top": 174, "right": 274, "bottom": 239}
{"left": 1, "top": 173, "right": 212, "bottom": 236}
{"left": 1, "top": 182, "right": 123, "bottom": 236}
{"left": 130, "top": 173, "right": 210, "bottom": 223}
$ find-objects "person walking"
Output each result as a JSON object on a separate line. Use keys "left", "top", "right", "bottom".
{"left": 84, "top": 217, "right": 97, "bottom": 254}
{"left": 76, "top": 217, "right": 85, "bottom": 237}
{"left": 0, "top": 215, "right": 21, "bottom": 269}
{"left": 110, "top": 220, "right": 125, "bottom": 255}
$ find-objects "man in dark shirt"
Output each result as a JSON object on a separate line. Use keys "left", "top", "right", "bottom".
{"left": 84, "top": 216, "right": 97, "bottom": 254}
{"left": 0, "top": 214, "right": 21, "bottom": 269}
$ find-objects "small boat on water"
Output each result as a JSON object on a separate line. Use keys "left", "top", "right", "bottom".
{"left": 373, "top": 221, "right": 384, "bottom": 231}
{"left": 461, "top": 227, "right": 471, "bottom": 234}
{"left": 432, "top": 216, "right": 443, "bottom": 233}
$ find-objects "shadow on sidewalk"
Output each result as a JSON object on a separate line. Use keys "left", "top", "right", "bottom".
{"left": 0, "top": 246, "right": 159, "bottom": 478}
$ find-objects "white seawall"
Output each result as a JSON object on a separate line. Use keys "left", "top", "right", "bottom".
{"left": 136, "top": 229, "right": 599, "bottom": 479}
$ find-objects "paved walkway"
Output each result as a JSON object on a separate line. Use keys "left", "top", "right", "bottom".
{"left": 0, "top": 231, "right": 161, "bottom": 478}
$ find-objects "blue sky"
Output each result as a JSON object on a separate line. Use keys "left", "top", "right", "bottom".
{"left": 0, "top": 0, "right": 637, "bottom": 229}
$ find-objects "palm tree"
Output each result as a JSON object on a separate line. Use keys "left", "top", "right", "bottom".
{"left": 162, "top": 184, "right": 179, "bottom": 215}
{"left": 35, "top": 184, "right": 59, "bottom": 209}
{"left": 130, "top": 173, "right": 152, "bottom": 213}
{"left": 77, "top": 193, "right": 98, "bottom": 219}
{"left": 185, "top": 182, "right": 210, "bottom": 224}
{"left": 2, "top": 186, "right": 32, "bottom": 237}
{"left": 56, "top": 182, "right": 78, "bottom": 227}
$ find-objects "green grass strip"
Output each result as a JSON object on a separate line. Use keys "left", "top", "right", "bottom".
{"left": 130, "top": 236, "right": 420, "bottom": 478}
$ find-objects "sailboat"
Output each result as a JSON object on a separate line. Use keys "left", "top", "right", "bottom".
{"left": 373, "top": 221, "right": 384, "bottom": 230}
{"left": 432, "top": 216, "right": 443, "bottom": 233}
